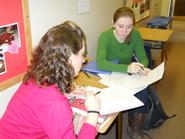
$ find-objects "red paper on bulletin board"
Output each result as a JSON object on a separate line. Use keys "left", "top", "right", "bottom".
{"left": 0, "top": 0, "right": 32, "bottom": 91}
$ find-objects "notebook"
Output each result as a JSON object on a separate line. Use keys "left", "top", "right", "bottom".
{"left": 82, "top": 60, "right": 112, "bottom": 75}
{"left": 70, "top": 98, "right": 106, "bottom": 123}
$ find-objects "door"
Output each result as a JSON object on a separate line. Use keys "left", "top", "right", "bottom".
{"left": 174, "top": 0, "right": 185, "bottom": 16}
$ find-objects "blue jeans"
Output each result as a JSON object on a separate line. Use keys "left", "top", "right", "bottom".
{"left": 129, "top": 87, "right": 149, "bottom": 114}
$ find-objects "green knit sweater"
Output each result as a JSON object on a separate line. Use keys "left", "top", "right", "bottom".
{"left": 96, "top": 28, "right": 148, "bottom": 73}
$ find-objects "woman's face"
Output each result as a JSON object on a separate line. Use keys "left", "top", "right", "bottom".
{"left": 69, "top": 45, "right": 85, "bottom": 77}
{"left": 114, "top": 16, "right": 133, "bottom": 40}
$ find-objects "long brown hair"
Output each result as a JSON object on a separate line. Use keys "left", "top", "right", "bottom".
{"left": 23, "top": 21, "right": 86, "bottom": 94}
{"left": 113, "top": 7, "right": 135, "bottom": 24}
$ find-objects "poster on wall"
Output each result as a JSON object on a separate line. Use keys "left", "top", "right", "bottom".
{"left": 0, "top": 0, "right": 32, "bottom": 91}
{"left": 0, "top": 23, "right": 21, "bottom": 75}
{"left": 125, "top": 0, "right": 150, "bottom": 22}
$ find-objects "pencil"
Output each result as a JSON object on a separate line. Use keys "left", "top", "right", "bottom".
{"left": 96, "top": 91, "right": 101, "bottom": 95}
{"left": 133, "top": 53, "right": 144, "bottom": 70}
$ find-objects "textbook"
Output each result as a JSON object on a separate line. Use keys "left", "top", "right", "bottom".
{"left": 82, "top": 60, "right": 111, "bottom": 75}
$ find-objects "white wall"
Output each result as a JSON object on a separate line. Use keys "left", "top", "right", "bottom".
{"left": 29, "top": 0, "right": 123, "bottom": 57}
{"left": 0, "top": 0, "right": 123, "bottom": 118}
{"left": 159, "top": 0, "right": 172, "bottom": 16}
{"left": 0, "top": 82, "right": 21, "bottom": 118}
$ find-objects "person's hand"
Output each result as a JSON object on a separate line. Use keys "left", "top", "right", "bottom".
{"left": 137, "top": 67, "right": 151, "bottom": 76}
{"left": 67, "top": 84, "right": 86, "bottom": 98}
{"left": 72, "top": 85, "right": 86, "bottom": 95}
{"left": 84, "top": 91, "right": 101, "bottom": 127}
{"left": 127, "top": 62, "right": 144, "bottom": 74}
{"left": 85, "top": 91, "right": 101, "bottom": 112}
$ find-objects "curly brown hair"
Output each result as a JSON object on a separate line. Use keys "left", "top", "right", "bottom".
{"left": 23, "top": 21, "right": 87, "bottom": 94}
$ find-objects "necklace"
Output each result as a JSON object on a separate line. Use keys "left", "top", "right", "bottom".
{"left": 113, "top": 30, "right": 125, "bottom": 43}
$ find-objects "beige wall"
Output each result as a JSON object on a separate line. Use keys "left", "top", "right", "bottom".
{"left": 29, "top": 0, "right": 123, "bottom": 57}
{"left": 159, "top": 0, "right": 171, "bottom": 16}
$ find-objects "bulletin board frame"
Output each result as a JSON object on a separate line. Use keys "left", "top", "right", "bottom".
{"left": 124, "top": 0, "right": 151, "bottom": 22}
{"left": 0, "top": 0, "right": 32, "bottom": 91}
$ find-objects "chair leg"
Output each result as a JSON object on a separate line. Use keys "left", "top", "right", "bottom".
{"left": 161, "top": 46, "right": 168, "bottom": 63}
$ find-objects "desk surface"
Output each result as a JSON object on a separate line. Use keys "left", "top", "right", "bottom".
{"left": 138, "top": 27, "right": 173, "bottom": 42}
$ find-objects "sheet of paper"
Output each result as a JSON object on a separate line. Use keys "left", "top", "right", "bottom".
{"left": 98, "top": 72, "right": 129, "bottom": 87}
{"left": 86, "top": 86, "right": 144, "bottom": 115}
{"left": 98, "top": 87, "right": 144, "bottom": 115}
{"left": 98, "top": 62, "right": 164, "bottom": 92}
{"left": 98, "top": 72, "right": 147, "bottom": 95}
{"left": 123, "top": 62, "right": 164, "bottom": 89}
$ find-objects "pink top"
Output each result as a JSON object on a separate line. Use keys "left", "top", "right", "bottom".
{"left": 0, "top": 81, "right": 97, "bottom": 139}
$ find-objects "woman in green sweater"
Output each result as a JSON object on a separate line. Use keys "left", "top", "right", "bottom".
{"left": 96, "top": 7, "right": 150, "bottom": 139}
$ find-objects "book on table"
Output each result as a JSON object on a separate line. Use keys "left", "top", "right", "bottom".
{"left": 82, "top": 60, "right": 119, "bottom": 75}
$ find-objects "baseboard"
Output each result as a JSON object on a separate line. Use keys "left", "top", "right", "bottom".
{"left": 173, "top": 16, "right": 185, "bottom": 21}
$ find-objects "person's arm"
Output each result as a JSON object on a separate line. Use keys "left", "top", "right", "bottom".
{"left": 96, "top": 32, "right": 128, "bottom": 73}
{"left": 37, "top": 96, "right": 98, "bottom": 139}
{"left": 37, "top": 92, "right": 98, "bottom": 139}
{"left": 132, "top": 30, "right": 149, "bottom": 68}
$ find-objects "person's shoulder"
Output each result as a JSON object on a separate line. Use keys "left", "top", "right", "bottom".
{"left": 131, "top": 28, "right": 140, "bottom": 35}
{"left": 22, "top": 81, "right": 67, "bottom": 102}
{"left": 100, "top": 28, "right": 113, "bottom": 36}
{"left": 131, "top": 28, "right": 141, "bottom": 38}
{"left": 99, "top": 28, "right": 114, "bottom": 41}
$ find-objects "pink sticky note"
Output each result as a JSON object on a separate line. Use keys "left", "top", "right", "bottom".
{"left": 7, "top": 40, "right": 19, "bottom": 54}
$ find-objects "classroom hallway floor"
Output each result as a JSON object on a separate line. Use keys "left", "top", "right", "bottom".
{"left": 97, "top": 19, "right": 185, "bottom": 139}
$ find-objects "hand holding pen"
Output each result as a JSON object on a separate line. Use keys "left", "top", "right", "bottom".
{"left": 128, "top": 62, "right": 151, "bottom": 76}
{"left": 127, "top": 62, "right": 144, "bottom": 74}
{"left": 127, "top": 53, "right": 151, "bottom": 76}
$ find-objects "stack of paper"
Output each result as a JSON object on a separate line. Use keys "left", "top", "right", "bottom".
{"left": 76, "top": 62, "right": 164, "bottom": 115}
{"left": 86, "top": 62, "right": 164, "bottom": 115}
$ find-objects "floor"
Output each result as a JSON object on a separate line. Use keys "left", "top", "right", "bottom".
{"left": 98, "top": 20, "right": 185, "bottom": 139}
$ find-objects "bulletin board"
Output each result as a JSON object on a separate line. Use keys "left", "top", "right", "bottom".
{"left": 125, "top": 0, "right": 150, "bottom": 22}
{"left": 0, "top": 0, "right": 32, "bottom": 91}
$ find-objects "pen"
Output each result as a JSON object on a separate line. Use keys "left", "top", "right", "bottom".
{"left": 83, "top": 71, "right": 91, "bottom": 78}
{"left": 96, "top": 91, "right": 101, "bottom": 95}
{"left": 132, "top": 53, "right": 144, "bottom": 70}
{"left": 83, "top": 59, "right": 88, "bottom": 64}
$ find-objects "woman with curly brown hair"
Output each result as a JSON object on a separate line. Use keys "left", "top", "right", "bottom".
{"left": 0, "top": 21, "right": 101, "bottom": 139}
